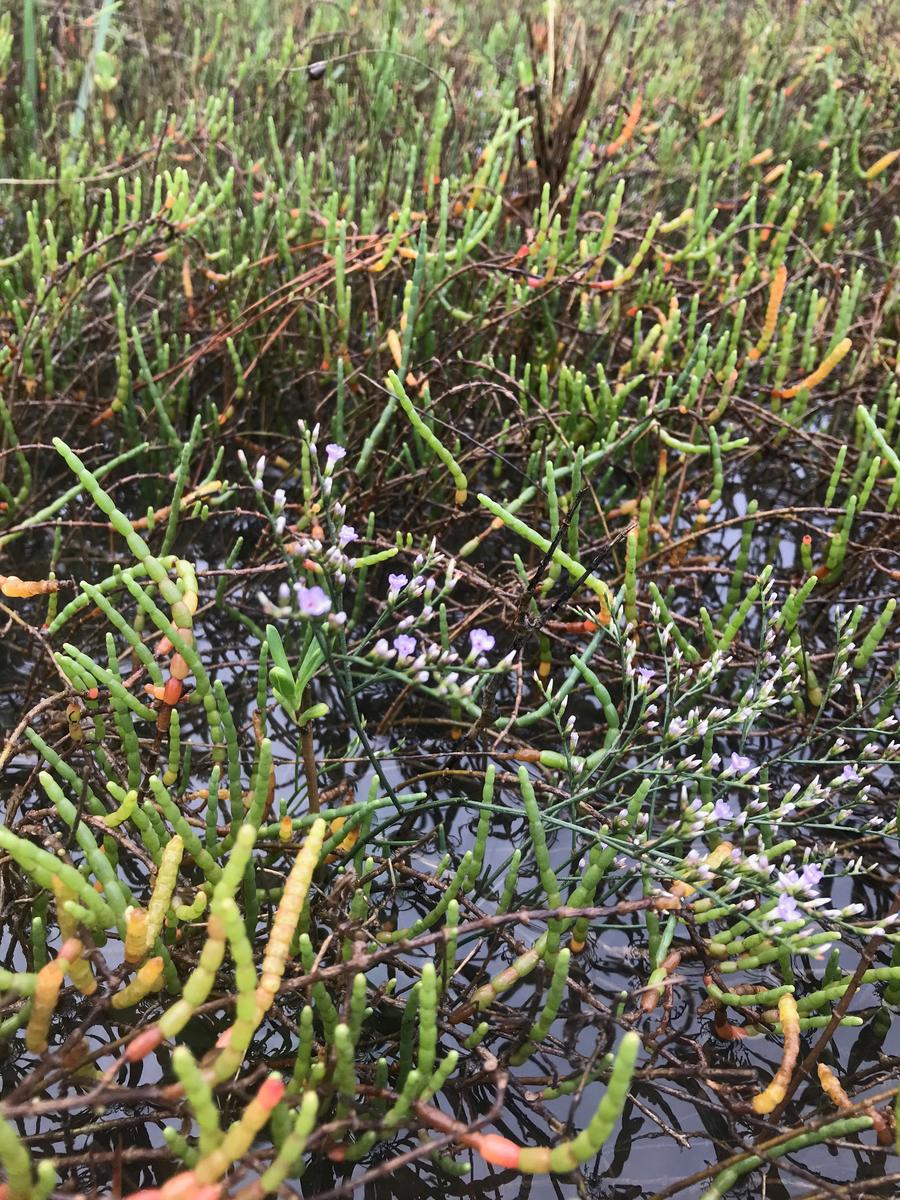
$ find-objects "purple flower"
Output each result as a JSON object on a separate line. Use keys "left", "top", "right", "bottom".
{"left": 469, "top": 628, "right": 496, "bottom": 656}
{"left": 711, "top": 799, "right": 736, "bottom": 823}
{"left": 388, "top": 573, "right": 409, "bottom": 596}
{"left": 325, "top": 443, "right": 346, "bottom": 469}
{"left": 637, "top": 666, "right": 655, "bottom": 687}
{"left": 296, "top": 584, "right": 331, "bottom": 617}
{"left": 840, "top": 764, "right": 861, "bottom": 786}
{"left": 729, "top": 752, "right": 753, "bottom": 773}
{"left": 338, "top": 525, "right": 357, "bottom": 547}
{"left": 774, "top": 893, "right": 802, "bottom": 923}
{"left": 800, "top": 863, "right": 823, "bottom": 893}
{"left": 393, "top": 635, "right": 416, "bottom": 660}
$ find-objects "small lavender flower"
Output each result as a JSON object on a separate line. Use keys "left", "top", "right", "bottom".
{"left": 711, "top": 799, "right": 736, "bottom": 823}
{"left": 800, "top": 863, "right": 823, "bottom": 893}
{"left": 745, "top": 852, "right": 772, "bottom": 877}
{"left": 325, "top": 443, "right": 346, "bottom": 470}
{"left": 636, "top": 665, "right": 655, "bottom": 688}
{"left": 774, "top": 893, "right": 802, "bottom": 923}
{"left": 839, "top": 764, "right": 861, "bottom": 786}
{"left": 469, "top": 628, "right": 496, "bottom": 656}
{"left": 388, "top": 573, "right": 408, "bottom": 599}
{"left": 338, "top": 524, "right": 357, "bottom": 547}
{"left": 296, "top": 584, "right": 331, "bottom": 617}
{"left": 393, "top": 634, "right": 416, "bottom": 660}
{"left": 729, "top": 752, "right": 753, "bottom": 773}
{"left": 777, "top": 868, "right": 801, "bottom": 892}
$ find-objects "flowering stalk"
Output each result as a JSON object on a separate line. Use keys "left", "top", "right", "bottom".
{"left": 700, "top": 1116, "right": 872, "bottom": 1200}
{"left": 192, "top": 1074, "right": 285, "bottom": 1183}
{"left": 377, "top": 852, "right": 473, "bottom": 944}
{"left": 255, "top": 817, "right": 326, "bottom": 1021}
{"left": 477, "top": 493, "right": 612, "bottom": 612}
{"left": 111, "top": 957, "right": 165, "bottom": 1008}
{"left": 39, "top": 771, "right": 131, "bottom": 923}
{"left": 144, "top": 835, "right": 184, "bottom": 952}
{"left": 0, "top": 1117, "right": 55, "bottom": 1200}
{"left": 817, "top": 1064, "right": 890, "bottom": 1143}
{"left": 751, "top": 994, "right": 800, "bottom": 1113}
{"left": 511, "top": 948, "right": 570, "bottom": 1065}
{"left": 863, "top": 148, "right": 899, "bottom": 180}
{"left": 605, "top": 93, "right": 642, "bottom": 157}
{"left": 388, "top": 371, "right": 468, "bottom": 505}
{"left": 466, "top": 1032, "right": 639, "bottom": 1172}
{"left": 126, "top": 912, "right": 228, "bottom": 1061}
{"left": 51, "top": 439, "right": 203, "bottom": 740}
{"left": 172, "top": 1046, "right": 223, "bottom": 1158}
{"left": 51, "top": 878, "right": 97, "bottom": 995}
{"left": 748, "top": 265, "right": 786, "bottom": 361}
{"left": 25, "top": 938, "right": 82, "bottom": 1053}
{"left": 774, "top": 336, "right": 852, "bottom": 399}
{"left": 205, "top": 896, "right": 259, "bottom": 1083}
{"left": 641, "top": 949, "right": 682, "bottom": 1012}
{"left": 124, "top": 907, "right": 149, "bottom": 964}
{"left": 0, "top": 575, "right": 59, "bottom": 597}
{"left": 0, "top": 825, "right": 114, "bottom": 928}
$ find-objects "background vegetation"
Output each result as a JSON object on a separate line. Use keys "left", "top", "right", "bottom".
{"left": 0, "top": 1, "right": 898, "bottom": 1197}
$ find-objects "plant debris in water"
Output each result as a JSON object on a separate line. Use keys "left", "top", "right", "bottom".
{"left": 0, "top": 1, "right": 898, "bottom": 1198}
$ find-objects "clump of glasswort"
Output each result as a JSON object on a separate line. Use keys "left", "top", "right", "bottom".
{"left": 0, "top": 1, "right": 898, "bottom": 1197}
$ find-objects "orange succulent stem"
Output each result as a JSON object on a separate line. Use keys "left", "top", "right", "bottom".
{"left": 748, "top": 265, "right": 787, "bottom": 361}
{"left": 606, "top": 94, "right": 642, "bottom": 157}
{"left": 751, "top": 995, "right": 800, "bottom": 1113}
{"left": 774, "top": 337, "right": 852, "bottom": 399}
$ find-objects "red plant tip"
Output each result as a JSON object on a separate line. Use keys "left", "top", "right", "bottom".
{"left": 470, "top": 1133, "right": 521, "bottom": 1168}
{"left": 126, "top": 1026, "right": 163, "bottom": 1062}
{"left": 257, "top": 1074, "right": 286, "bottom": 1110}
{"left": 127, "top": 1172, "right": 222, "bottom": 1200}
{"left": 802, "top": 535, "right": 812, "bottom": 545}
{"left": 168, "top": 1182, "right": 222, "bottom": 1200}
{"left": 58, "top": 937, "right": 83, "bottom": 961}
{"left": 215, "top": 1025, "right": 234, "bottom": 1049}
{"left": 162, "top": 677, "right": 183, "bottom": 706}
